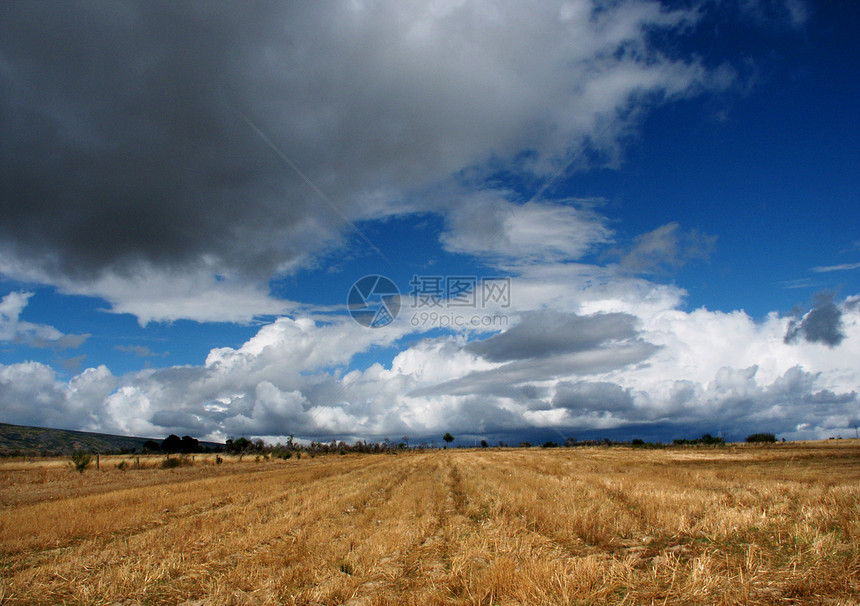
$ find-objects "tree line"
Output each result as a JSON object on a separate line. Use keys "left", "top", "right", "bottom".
{"left": 130, "top": 430, "right": 783, "bottom": 457}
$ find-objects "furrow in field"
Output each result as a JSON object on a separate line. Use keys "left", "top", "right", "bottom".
{"left": 1, "top": 445, "right": 858, "bottom": 605}
{"left": 1, "top": 456, "right": 404, "bottom": 604}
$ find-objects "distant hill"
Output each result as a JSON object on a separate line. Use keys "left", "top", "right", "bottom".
{"left": 0, "top": 422, "right": 224, "bottom": 456}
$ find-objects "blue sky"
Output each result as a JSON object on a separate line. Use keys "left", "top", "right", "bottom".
{"left": 1, "top": 0, "right": 858, "bottom": 445}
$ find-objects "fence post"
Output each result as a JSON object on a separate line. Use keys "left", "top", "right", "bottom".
{"left": 96, "top": 453, "right": 100, "bottom": 470}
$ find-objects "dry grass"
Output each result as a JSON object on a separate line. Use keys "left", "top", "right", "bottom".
{"left": 0, "top": 442, "right": 858, "bottom": 605}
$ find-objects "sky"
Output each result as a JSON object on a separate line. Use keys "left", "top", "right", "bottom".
{"left": 1, "top": 0, "right": 859, "bottom": 446}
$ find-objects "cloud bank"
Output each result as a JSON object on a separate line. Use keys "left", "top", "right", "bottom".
{"left": 1, "top": 0, "right": 735, "bottom": 322}
{"left": 4, "top": 0, "right": 851, "bottom": 445}
{"left": 2, "top": 284, "right": 856, "bottom": 442}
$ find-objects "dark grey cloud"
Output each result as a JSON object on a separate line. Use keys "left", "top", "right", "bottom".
{"left": 465, "top": 310, "right": 640, "bottom": 362}
{"left": 415, "top": 312, "right": 658, "bottom": 398}
{"left": 149, "top": 409, "right": 210, "bottom": 436}
{"left": 418, "top": 339, "right": 659, "bottom": 397}
{"left": 785, "top": 292, "right": 845, "bottom": 347}
{"left": 1, "top": 2, "right": 331, "bottom": 282}
{"left": 27, "top": 333, "right": 90, "bottom": 351}
{"left": 553, "top": 381, "right": 635, "bottom": 413}
{"left": 0, "top": 1, "right": 731, "bottom": 321}
{"left": 60, "top": 354, "right": 88, "bottom": 374}
{"left": 437, "top": 397, "right": 528, "bottom": 435}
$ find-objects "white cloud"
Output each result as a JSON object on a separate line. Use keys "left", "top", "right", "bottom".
{"left": 0, "top": 258, "right": 291, "bottom": 326}
{"left": 0, "top": 362, "right": 113, "bottom": 431}
{"left": 2, "top": 291, "right": 855, "bottom": 442}
{"left": 66, "top": 266, "right": 289, "bottom": 326}
{"left": 0, "top": 291, "right": 88, "bottom": 349}
{"left": 812, "top": 262, "right": 860, "bottom": 273}
{"left": 440, "top": 193, "right": 612, "bottom": 262}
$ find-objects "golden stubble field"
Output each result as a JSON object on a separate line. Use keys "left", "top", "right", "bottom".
{"left": 1, "top": 443, "right": 858, "bottom": 605}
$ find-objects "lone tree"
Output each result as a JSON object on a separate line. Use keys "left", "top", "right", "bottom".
{"left": 162, "top": 434, "right": 182, "bottom": 454}
{"left": 142, "top": 439, "right": 160, "bottom": 453}
{"left": 442, "top": 433, "right": 454, "bottom": 448}
{"left": 180, "top": 435, "right": 200, "bottom": 453}
{"left": 226, "top": 437, "right": 251, "bottom": 455}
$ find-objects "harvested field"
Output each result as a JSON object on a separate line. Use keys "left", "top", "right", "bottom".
{"left": 1, "top": 442, "right": 858, "bottom": 605}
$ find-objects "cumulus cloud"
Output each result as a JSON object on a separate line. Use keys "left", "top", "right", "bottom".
{"left": 553, "top": 381, "right": 635, "bottom": 414}
{"left": 1, "top": 0, "right": 732, "bottom": 322}
{"left": 0, "top": 362, "right": 115, "bottom": 430}
{"left": 1, "top": 291, "right": 857, "bottom": 442}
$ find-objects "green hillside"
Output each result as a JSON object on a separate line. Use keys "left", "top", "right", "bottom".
{"left": 0, "top": 422, "right": 223, "bottom": 456}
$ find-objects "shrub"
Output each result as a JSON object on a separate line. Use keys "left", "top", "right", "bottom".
{"left": 117, "top": 460, "right": 128, "bottom": 471}
{"left": 162, "top": 456, "right": 182, "bottom": 469}
{"left": 746, "top": 432, "right": 777, "bottom": 443}
{"left": 69, "top": 451, "right": 92, "bottom": 474}
{"left": 215, "top": 455, "right": 223, "bottom": 465}
{"left": 673, "top": 433, "right": 726, "bottom": 446}
{"left": 700, "top": 433, "right": 725, "bottom": 446}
